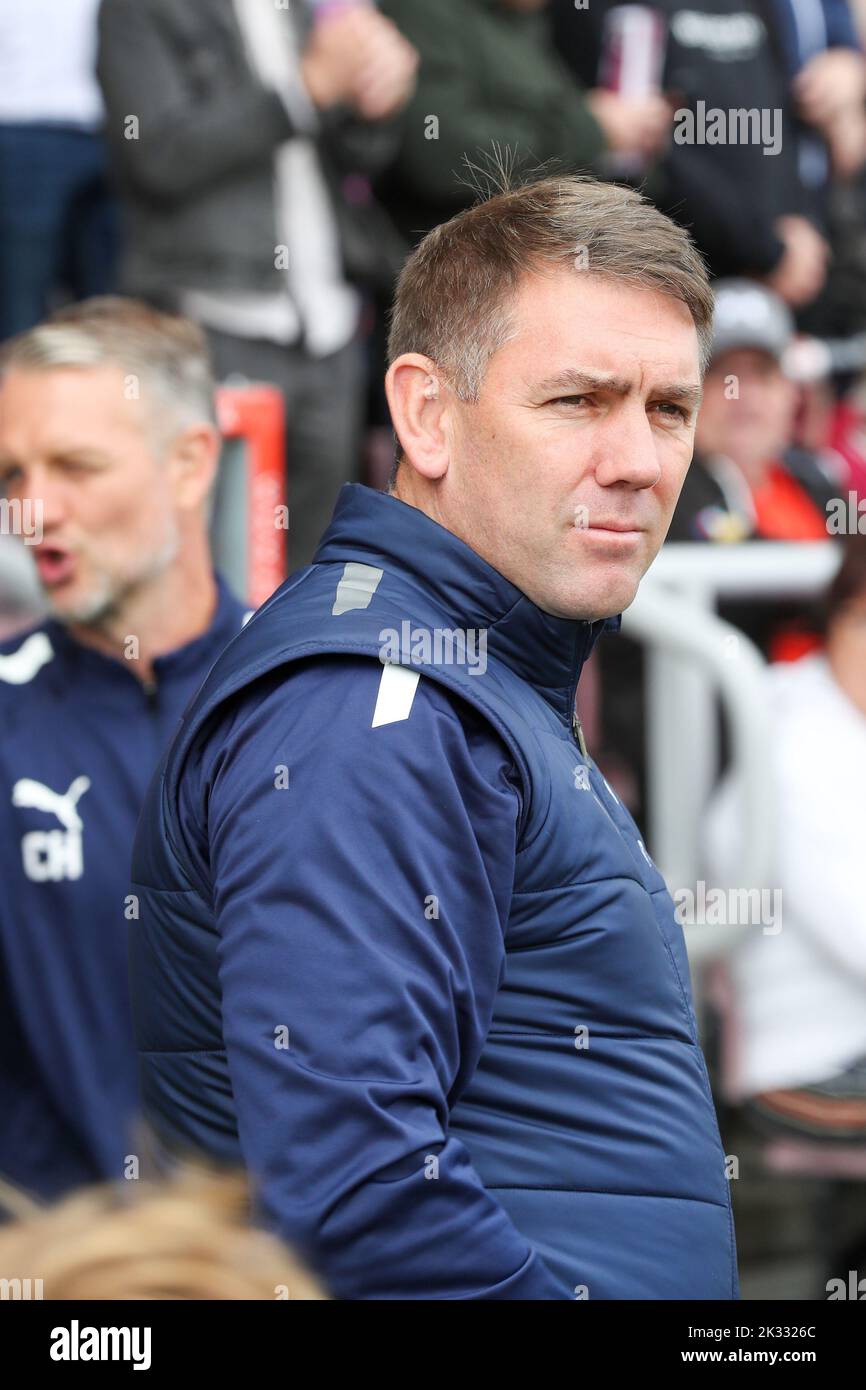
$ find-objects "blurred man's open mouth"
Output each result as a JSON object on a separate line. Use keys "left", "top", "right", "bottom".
{"left": 34, "top": 545, "right": 77, "bottom": 587}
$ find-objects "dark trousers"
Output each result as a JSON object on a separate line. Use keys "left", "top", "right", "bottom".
{"left": 206, "top": 326, "right": 367, "bottom": 573}
{"left": 0, "top": 123, "right": 119, "bottom": 341}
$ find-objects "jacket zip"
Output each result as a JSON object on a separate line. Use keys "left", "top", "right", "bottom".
{"left": 571, "top": 709, "right": 588, "bottom": 757}
{"left": 568, "top": 620, "right": 593, "bottom": 757}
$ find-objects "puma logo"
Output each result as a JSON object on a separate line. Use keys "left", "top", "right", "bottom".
{"left": 12, "top": 775, "right": 91, "bottom": 880}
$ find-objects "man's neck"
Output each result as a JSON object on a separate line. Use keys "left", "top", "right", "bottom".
{"left": 66, "top": 550, "right": 218, "bottom": 685}
{"left": 391, "top": 471, "right": 453, "bottom": 536}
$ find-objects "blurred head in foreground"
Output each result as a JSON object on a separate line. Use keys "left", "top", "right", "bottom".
{"left": 0, "top": 1164, "right": 327, "bottom": 1300}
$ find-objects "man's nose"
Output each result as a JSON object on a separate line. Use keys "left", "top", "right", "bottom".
{"left": 590, "top": 407, "right": 662, "bottom": 490}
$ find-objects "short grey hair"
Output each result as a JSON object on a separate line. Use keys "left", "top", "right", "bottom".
{"left": 0, "top": 296, "right": 218, "bottom": 444}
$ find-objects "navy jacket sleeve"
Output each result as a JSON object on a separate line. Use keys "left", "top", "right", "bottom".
{"left": 179, "top": 655, "right": 570, "bottom": 1299}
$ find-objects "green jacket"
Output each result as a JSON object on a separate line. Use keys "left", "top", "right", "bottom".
{"left": 378, "top": 0, "right": 608, "bottom": 239}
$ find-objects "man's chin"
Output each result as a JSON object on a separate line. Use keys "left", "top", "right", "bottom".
{"left": 541, "top": 562, "right": 643, "bottom": 622}
{"left": 537, "top": 586, "right": 638, "bottom": 623}
{"left": 44, "top": 579, "right": 117, "bottom": 627}
{"left": 41, "top": 531, "right": 181, "bottom": 627}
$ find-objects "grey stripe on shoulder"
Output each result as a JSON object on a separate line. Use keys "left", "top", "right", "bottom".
{"left": 332, "top": 562, "right": 384, "bottom": 616}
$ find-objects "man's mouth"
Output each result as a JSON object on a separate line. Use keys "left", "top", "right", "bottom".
{"left": 586, "top": 521, "right": 643, "bottom": 534}
{"left": 582, "top": 527, "right": 643, "bottom": 549}
{"left": 34, "top": 545, "right": 77, "bottom": 587}
{"left": 575, "top": 519, "right": 645, "bottom": 546}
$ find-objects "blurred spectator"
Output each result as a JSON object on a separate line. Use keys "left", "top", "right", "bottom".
{"left": 96, "top": 0, "right": 417, "bottom": 571}
{"left": 783, "top": 336, "right": 866, "bottom": 502}
{"left": 784, "top": 1, "right": 866, "bottom": 184}
{"left": 705, "top": 534, "right": 866, "bottom": 1145}
{"left": 828, "top": 368, "right": 866, "bottom": 494}
{"left": 376, "top": 0, "right": 672, "bottom": 242}
{"left": 670, "top": 280, "right": 841, "bottom": 548}
{"left": 0, "top": 298, "right": 247, "bottom": 1201}
{"left": 0, "top": 1163, "right": 328, "bottom": 1298}
{"left": 771, "top": 0, "right": 866, "bottom": 341}
{"left": 797, "top": 174, "right": 866, "bottom": 341}
{"left": 0, "top": 0, "right": 119, "bottom": 340}
{"left": 552, "top": 0, "right": 832, "bottom": 308}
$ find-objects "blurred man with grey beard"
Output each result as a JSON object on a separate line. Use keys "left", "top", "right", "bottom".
{"left": 0, "top": 297, "right": 247, "bottom": 1200}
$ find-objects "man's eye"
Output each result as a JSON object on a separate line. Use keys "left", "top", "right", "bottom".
{"left": 552, "top": 395, "right": 590, "bottom": 407}
{"left": 653, "top": 402, "right": 689, "bottom": 421}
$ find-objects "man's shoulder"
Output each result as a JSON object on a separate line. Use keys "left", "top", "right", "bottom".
{"left": 180, "top": 560, "right": 485, "bottom": 742}
{"left": 99, "top": 0, "right": 208, "bottom": 30}
{"left": 169, "top": 566, "right": 525, "bottom": 812}
{"left": 98, "top": 0, "right": 230, "bottom": 66}
{"left": 176, "top": 652, "right": 522, "bottom": 899}
{"left": 204, "top": 652, "right": 515, "bottom": 759}
{"left": 176, "top": 653, "right": 521, "bottom": 831}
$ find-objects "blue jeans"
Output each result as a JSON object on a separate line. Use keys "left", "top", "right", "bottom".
{"left": 0, "top": 123, "right": 119, "bottom": 340}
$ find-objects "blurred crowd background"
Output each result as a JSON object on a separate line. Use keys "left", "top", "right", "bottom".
{"left": 2, "top": 0, "right": 866, "bottom": 1300}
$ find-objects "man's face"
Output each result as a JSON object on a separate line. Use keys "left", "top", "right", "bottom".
{"left": 441, "top": 271, "right": 702, "bottom": 620}
{"left": 694, "top": 347, "right": 795, "bottom": 479}
{"left": 0, "top": 365, "right": 182, "bottom": 624}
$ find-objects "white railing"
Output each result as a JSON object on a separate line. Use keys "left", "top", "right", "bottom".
{"left": 621, "top": 542, "right": 840, "bottom": 962}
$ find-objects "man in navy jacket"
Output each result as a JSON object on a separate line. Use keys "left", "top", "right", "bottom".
{"left": 132, "top": 175, "right": 740, "bottom": 1299}
{"left": 0, "top": 298, "right": 247, "bottom": 1199}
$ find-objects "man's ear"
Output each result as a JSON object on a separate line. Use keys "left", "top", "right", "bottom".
{"left": 169, "top": 422, "right": 221, "bottom": 511}
{"left": 385, "top": 353, "right": 450, "bottom": 481}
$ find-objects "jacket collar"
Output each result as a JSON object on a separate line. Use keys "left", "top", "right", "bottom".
{"left": 313, "top": 484, "right": 621, "bottom": 726}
